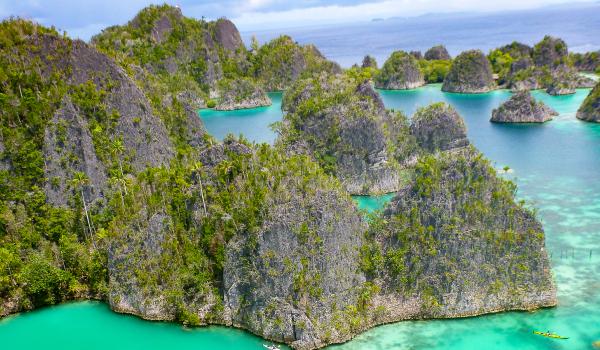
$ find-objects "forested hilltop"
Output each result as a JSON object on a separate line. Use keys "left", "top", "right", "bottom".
{"left": 0, "top": 4, "right": 563, "bottom": 350}
{"left": 91, "top": 5, "right": 339, "bottom": 111}
{"left": 365, "top": 38, "right": 599, "bottom": 95}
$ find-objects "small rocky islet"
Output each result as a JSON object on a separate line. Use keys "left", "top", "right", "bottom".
{"left": 491, "top": 91, "right": 558, "bottom": 123}
{"left": 3, "top": 3, "right": 600, "bottom": 350}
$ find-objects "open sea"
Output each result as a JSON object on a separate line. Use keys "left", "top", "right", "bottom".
{"left": 242, "top": 2, "right": 600, "bottom": 67}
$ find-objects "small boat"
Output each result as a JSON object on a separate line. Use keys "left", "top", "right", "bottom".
{"left": 533, "top": 331, "right": 569, "bottom": 339}
{"left": 263, "top": 344, "right": 280, "bottom": 350}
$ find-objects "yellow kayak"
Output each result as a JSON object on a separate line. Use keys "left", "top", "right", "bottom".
{"left": 533, "top": 331, "right": 569, "bottom": 339}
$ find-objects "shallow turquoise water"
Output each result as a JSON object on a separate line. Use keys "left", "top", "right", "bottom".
{"left": 3, "top": 85, "right": 600, "bottom": 349}
{"left": 199, "top": 92, "right": 283, "bottom": 144}
{"left": 352, "top": 193, "right": 396, "bottom": 213}
{"left": 0, "top": 301, "right": 268, "bottom": 349}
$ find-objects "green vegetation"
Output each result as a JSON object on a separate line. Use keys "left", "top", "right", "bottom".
{"left": 250, "top": 35, "right": 339, "bottom": 91}
{"left": 488, "top": 49, "right": 514, "bottom": 84}
{"left": 418, "top": 59, "right": 452, "bottom": 83}
{"left": 375, "top": 50, "right": 423, "bottom": 89}
{"left": 577, "top": 81, "right": 600, "bottom": 121}
{"left": 0, "top": 19, "right": 108, "bottom": 310}
{"left": 279, "top": 72, "right": 416, "bottom": 179}
{"left": 360, "top": 147, "right": 549, "bottom": 305}
{"left": 533, "top": 35, "right": 567, "bottom": 67}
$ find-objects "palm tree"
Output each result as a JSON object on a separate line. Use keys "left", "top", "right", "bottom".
{"left": 109, "top": 175, "right": 126, "bottom": 209}
{"left": 70, "top": 171, "right": 96, "bottom": 248}
{"left": 191, "top": 162, "right": 208, "bottom": 216}
{"left": 110, "top": 138, "right": 127, "bottom": 194}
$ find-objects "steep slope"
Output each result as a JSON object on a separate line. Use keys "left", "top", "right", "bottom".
{"left": 410, "top": 103, "right": 469, "bottom": 151}
{"left": 0, "top": 16, "right": 558, "bottom": 350}
{"left": 442, "top": 50, "right": 495, "bottom": 93}
{"left": 576, "top": 81, "right": 600, "bottom": 122}
{"left": 251, "top": 35, "right": 342, "bottom": 91}
{"left": 497, "top": 36, "right": 595, "bottom": 92}
{"left": 375, "top": 50, "right": 425, "bottom": 89}
{"left": 424, "top": 45, "right": 451, "bottom": 60}
{"left": 0, "top": 18, "right": 179, "bottom": 315}
{"left": 279, "top": 73, "right": 418, "bottom": 195}
{"left": 360, "top": 147, "right": 556, "bottom": 325}
{"left": 92, "top": 5, "right": 268, "bottom": 108}
{"left": 491, "top": 91, "right": 557, "bottom": 123}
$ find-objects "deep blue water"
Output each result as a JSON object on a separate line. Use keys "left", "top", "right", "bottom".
{"left": 243, "top": 3, "right": 600, "bottom": 67}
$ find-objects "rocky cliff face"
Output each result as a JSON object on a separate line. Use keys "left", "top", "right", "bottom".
{"left": 23, "top": 33, "right": 174, "bottom": 207}
{"left": 43, "top": 97, "right": 108, "bottom": 206}
{"left": 533, "top": 36, "right": 568, "bottom": 67}
{"left": 252, "top": 35, "right": 341, "bottom": 91}
{"left": 215, "top": 78, "right": 272, "bottom": 110}
{"left": 577, "top": 81, "right": 600, "bottom": 122}
{"left": 214, "top": 18, "right": 244, "bottom": 52}
{"left": 279, "top": 73, "right": 417, "bottom": 195}
{"left": 223, "top": 180, "right": 366, "bottom": 349}
{"left": 424, "top": 45, "right": 451, "bottom": 60}
{"left": 442, "top": 50, "right": 495, "bottom": 93}
{"left": 0, "top": 135, "right": 9, "bottom": 171}
{"left": 375, "top": 51, "right": 425, "bottom": 89}
{"left": 491, "top": 91, "right": 557, "bottom": 123}
{"left": 359, "top": 147, "right": 556, "bottom": 326}
{"left": 92, "top": 5, "right": 252, "bottom": 108}
{"left": 410, "top": 50, "right": 423, "bottom": 60}
{"left": 410, "top": 103, "right": 469, "bottom": 152}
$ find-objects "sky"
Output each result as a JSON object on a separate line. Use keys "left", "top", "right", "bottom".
{"left": 0, "top": 0, "right": 597, "bottom": 40}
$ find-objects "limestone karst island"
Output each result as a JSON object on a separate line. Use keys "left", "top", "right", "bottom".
{"left": 1, "top": 1, "right": 600, "bottom": 350}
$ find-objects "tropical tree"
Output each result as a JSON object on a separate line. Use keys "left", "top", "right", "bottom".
{"left": 69, "top": 171, "right": 96, "bottom": 247}
{"left": 109, "top": 138, "right": 127, "bottom": 193}
{"left": 191, "top": 162, "right": 208, "bottom": 216}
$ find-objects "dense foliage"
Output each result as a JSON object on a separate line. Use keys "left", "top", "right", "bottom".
{"left": 360, "top": 147, "right": 550, "bottom": 307}
{"left": 375, "top": 50, "right": 424, "bottom": 89}
{"left": 0, "top": 19, "right": 108, "bottom": 311}
{"left": 418, "top": 59, "right": 452, "bottom": 83}
{"left": 250, "top": 35, "right": 340, "bottom": 91}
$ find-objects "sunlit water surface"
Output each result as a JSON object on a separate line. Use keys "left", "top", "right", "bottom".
{"left": 3, "top": 85, "right": 600, "bottom": 349}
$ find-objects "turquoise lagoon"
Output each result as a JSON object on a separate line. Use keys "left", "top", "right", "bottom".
{"left": 3, "top": 85, "right": 600, "bottom": 349}
{"left": 199, "top": 92, "right": 283, "bottom": 144}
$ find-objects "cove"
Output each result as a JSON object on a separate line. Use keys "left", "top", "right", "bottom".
{"left": 199, "top": 92, "right": 283, "bottom": 144}
{"left": 4, "top": 85, "right": 600, "bottom": 349}
{"left": 0, "top": 301, "right": 271, "bottom": 350}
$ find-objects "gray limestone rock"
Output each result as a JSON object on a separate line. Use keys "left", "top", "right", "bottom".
{"left": 491, "top": 91, "right": 557, "bottom": 123}
{"left": 375, "top": 50, "right": 425, "bottom": 89}
{"left": 410, "top": 103, "right": 469, "bottom": 152}
{"left": 442, "top": 50, "right": 495, "bottom": 93}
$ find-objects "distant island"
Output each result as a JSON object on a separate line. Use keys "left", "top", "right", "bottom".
{"left": 4, "top": 3, "right": 600, "bottom": 350}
